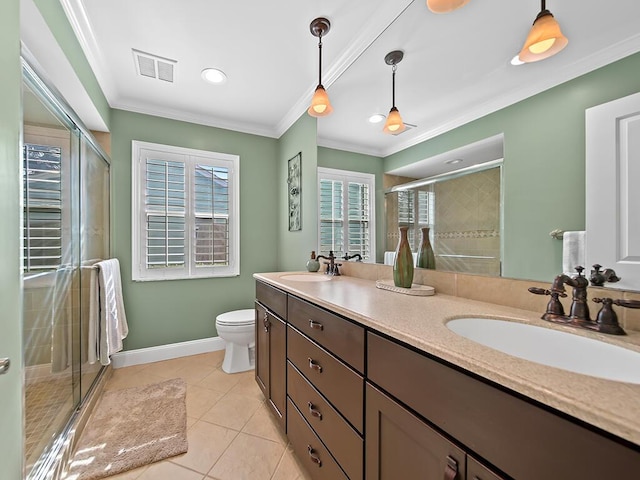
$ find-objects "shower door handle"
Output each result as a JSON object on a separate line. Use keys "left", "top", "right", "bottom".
{"left": 0, "top": 358, "right": 9, "bottom": 375}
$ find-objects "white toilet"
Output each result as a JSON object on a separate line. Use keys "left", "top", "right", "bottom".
{"left": 216, "top": 309, "right": 255, "bottom": 374}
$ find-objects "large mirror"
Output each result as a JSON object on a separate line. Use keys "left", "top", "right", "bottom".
{"left": 315, "top": 1, "right": 640, "bottom": 287}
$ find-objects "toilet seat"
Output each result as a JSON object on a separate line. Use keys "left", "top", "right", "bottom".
{"left": 216, "top": 308, "right": 255, "bottom": 327}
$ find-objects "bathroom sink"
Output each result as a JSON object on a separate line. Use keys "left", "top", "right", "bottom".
{"left": 446, "top": 317, "right": 640, "bottom": 384}
{"left": 279, "top": 273, "right": 332, "bottom": 282}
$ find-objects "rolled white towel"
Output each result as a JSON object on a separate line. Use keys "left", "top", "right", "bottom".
{"left": 562, "top": 231, "right": 586, "bottom": 275}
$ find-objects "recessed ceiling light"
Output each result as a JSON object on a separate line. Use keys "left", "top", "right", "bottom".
{"left": 510, "top": 55, "right": 525, "bottom": 66}
{"left": 201, "top": 68, "right": 227, "bottom": 84}
{"left": 445, "top": 158, "right": 464, "bottom": 165}
{"left": 368, "top": 114, "right": 386, "bottom": 124}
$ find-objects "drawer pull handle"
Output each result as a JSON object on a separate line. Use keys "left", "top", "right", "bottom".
{"left": 307, "top": 401, "right": 323, "bottom": 420}
{"left": 308, "top": 357, "right": 323, "bottom": 373}
{"left": 444, "top": 455, "right": 458, "bottom": 480}
{"left": 307, "top": 445, "right": 322, "bottom": 467}
{"left": 309, "top": 319, "right": 324, "bottom": 331}
{"left": 263, "top": 313, "right": 270, "bottom": 333}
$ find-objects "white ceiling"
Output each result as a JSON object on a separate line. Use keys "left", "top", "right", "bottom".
{"left": 55, "top": 0, "right": 640, "bottom": 158}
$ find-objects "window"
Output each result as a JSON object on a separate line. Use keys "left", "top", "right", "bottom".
{"left": 23, "top": 126, "right": 72, "bottom": 274}
{"left": 397, "top": 188, "right": 435, "bottom": 250}
{"left": 318, "top": 167, "right": 375, "bottom": 261}
{"left": 132, "top": 141, "right": 239, "bottom": 281}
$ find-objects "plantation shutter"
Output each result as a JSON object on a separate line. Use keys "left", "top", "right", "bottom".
{"left": 319, "top": 179, "right": 344, "bottom": 257}
{"left": 144, "top": 158, "right": 186, "bottom": 269}
{"left": 347, "top": 181, "right": 370, "bottom": 257}
{"left": 317, "top": 168, "right": 375, "bottom": 262}
{"left": 194, "top": 164, "right": 229, "bottom": 267}
{"left": 397, "top": 190, "right": 416, "bottom": 248}
{"left": 23, "top": 143, "right": 62, "bottom": 271}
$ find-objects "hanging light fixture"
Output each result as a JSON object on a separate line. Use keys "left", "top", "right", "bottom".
{"left": 518, "top": 0, "right": 568, "bottom": 63}
{"left": 308, "top": 17, "right": 333, "bottom": 117}
{"left": 426, "top": 0, "right": 471, "bottom": 14}
{"left": 383, "top": 50, "right": 406, "bottom": 135}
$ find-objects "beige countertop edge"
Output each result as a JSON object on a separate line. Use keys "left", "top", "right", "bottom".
{"left": 253, "top": 271, "right": 640, "bottom": 447}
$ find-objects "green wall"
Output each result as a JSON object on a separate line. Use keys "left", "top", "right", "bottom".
{"left": 0, "top": 0, "right": 24, "bottom": 475}
{"left": 385, "top": 52, "right": 640, "bottom": 282}
{"left": 317, "top": 147, "right": 385, "bottom": 263}
{"left": 111, "top": 110, "right": 280, "bottom": 349}
{"left": 33, "top": 0, "right": 111, "bottom": 129}
{"left": 277, "top": 114, "right": 319, "bottom": 272}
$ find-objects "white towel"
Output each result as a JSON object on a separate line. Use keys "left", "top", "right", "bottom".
{"left": 384, "top": 251, "right": 396, "bottom": 265}
{"left": 88, "top": 266, "right": 100, "bottom": 364}
{"left": 383, "top": 251, "right": 419, "bottom": 266}
{"left": 562, "top": 231, "right": 586, "bottom": 276}
{"left": 95, "top": 258, "right": 129, "bottom": 365}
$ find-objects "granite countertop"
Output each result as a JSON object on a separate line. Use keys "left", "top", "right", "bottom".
{"left": 254, "top": 271, "right": 640, "bottom": 447}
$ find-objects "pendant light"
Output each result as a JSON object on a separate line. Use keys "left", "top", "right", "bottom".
{"left": 518, "top": 0, "right": 568, "bottom": 63}
{"left": 308, "top": 17, "right": 333, "bottom": 117}
{"left": 427, "top": 0, "right": 471, "bottom": 14}
{"left": 383, "top": 50, "right": 406, "bottom": 135}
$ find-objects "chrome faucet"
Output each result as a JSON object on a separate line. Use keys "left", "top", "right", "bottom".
{"left": 528, "top": 266, "right": 640, "bottom": 335}
{"left": 316, "top": 251, "right": 342, "bottom": 276}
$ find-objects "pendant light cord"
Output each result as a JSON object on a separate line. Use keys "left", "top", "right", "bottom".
{"left": 318, "top": 35, "right": 323, "bottom": 86}
{"left": 391, "top": 64, "right": 397, "bottom": 108}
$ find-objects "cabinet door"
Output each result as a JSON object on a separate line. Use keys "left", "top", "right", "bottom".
{"left": 366, "top": 382, "right": 465, "bottom": 480}
{"left": 255, "top": 301, "right": 286, "bottom": 430}
{"left": 255, "top": 302, "right": 270, "bottom": 398}
{"left": 269, "top": 314, "right": 286, "bottom": 429}
{"left": 467, "top": 457, "right": 505, "bottom": 480}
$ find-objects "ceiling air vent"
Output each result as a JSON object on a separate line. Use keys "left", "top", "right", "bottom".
{"left": 132, "top": 49, "right": 176, "bottom": 83}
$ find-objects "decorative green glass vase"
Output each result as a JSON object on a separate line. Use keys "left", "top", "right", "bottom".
{"left": 393, "top": 226, "right": 414, "bottom": 288}
{"left": 416, "top": 227, "right": 436, "bottom": 270}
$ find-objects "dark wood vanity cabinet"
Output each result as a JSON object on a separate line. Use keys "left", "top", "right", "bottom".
{"left": 255, "top": 280, "right": 640, "bottom": 480}
{"left": 285, "top": 295, "right": 365, "bottom": 480}
{"left": 255, "top": 282, "right": 287, "bottom": 430}
{"left": 367, "top": 331, "right": 640, "bottom": 480}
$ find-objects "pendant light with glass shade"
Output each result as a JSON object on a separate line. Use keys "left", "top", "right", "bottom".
{"left": 518, "top": 0, "right": 568, "bottom": 63}
{"left": 383, "top": 50, "right": 406, "bottom": 135}
{"left": 427, "top": 0, "right": 471, "bottom": 14}
{"left": 308, "top": 17, "right": 333, "bottom": 117}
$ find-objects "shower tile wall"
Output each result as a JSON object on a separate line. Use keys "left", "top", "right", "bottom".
{"left": 435, "top": 168, "right": 501, "bottom": 276}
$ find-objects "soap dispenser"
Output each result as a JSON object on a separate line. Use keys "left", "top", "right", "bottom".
{"left": 306, "top": 251, "right": 320, "bottom": 272}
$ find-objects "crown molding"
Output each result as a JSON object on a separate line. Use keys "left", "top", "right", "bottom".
{"left": 110, "top": 99, "right": 279, "bottom": 138}
{"left": 317, "top": 136, "right": 384, "bottom": 158}
{"left": 59, "top": 0, "right": 118, "bottom": 102}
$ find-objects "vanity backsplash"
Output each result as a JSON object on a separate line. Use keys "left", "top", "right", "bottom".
{"left": 338, "top": 261, "right": 640, "bottom": 333}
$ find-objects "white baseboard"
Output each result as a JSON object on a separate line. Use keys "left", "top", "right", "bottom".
{"left": 111, "top": 336, "right": 226, "bottom": 369}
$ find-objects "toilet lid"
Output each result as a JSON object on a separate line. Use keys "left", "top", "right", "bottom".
{"left": 216, "top": 308, "right": 255, "bottom": 326}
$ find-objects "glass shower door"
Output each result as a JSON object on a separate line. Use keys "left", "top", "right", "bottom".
{"left": 22, "top": 80, "right": 82, "bottom": 476}
{"left": 79, "top": 137, "right": 110, "bottom": 400}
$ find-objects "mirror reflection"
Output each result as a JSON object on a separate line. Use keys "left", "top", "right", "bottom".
{"left": 385, "top": 159, "right": 502, "bottom": 276}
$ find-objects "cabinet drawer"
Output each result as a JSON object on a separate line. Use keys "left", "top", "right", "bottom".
{"left": 288, "top": 325, "right": 363, "bottom": 433}
{"left": 287, "top": 398, "right": 348, "bottom": 480}
{"left": 367, "top": 332, "right": 640, "bottom": 480}
{"left": 287, "top": 362, "right": 363, "bottom": 480}
{"left": 256, "top": 281, "right": 287, "bottom": 319}
{"left": 288, "top": 295, "right": 364, "bottom": 373}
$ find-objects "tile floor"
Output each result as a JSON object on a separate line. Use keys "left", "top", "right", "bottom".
{"left": 98, "top": 350, "right": 312, "bottom": 480}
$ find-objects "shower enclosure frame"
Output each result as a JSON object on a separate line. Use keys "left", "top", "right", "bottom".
{"left": 22, "top": 51, "right": 113, "bottom": 480}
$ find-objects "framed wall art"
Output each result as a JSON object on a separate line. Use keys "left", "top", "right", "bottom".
{"left": 287, "top": 152, "right": 302, "bottom": 231}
